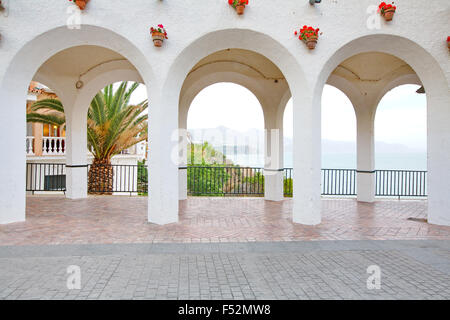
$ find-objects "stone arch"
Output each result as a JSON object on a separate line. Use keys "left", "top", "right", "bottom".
{"left": 162, "top": 28, "right": 308, "bottom": 118}
{"left": 1, "top": 25, "right": 154, "bottom": 106}
{"left": 0, "top": 25, "right": 154, "bottom": 224}
{"left": 373, "top": 74, "right": 423, "bottom": 115}
{"left": 72, "top": 62, "right": 145, "bottom": 117}
{"left": 315, "top": 34, "right": 450, "bottom": 226}
{"left": 180, "top": 73, "right": 272, "bottom": 131}
{"left": 326, "top": 75, "right": 361, "bottom": 116}
{"left": 164, "top": 29, "right": 305, "bottom": 208}
{"left": 314, "top": 34, "right": 448, "bottom": 98}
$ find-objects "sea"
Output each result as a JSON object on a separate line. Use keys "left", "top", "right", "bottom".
{"left": 224, "top": 152, "right": 427, "bottom": 170}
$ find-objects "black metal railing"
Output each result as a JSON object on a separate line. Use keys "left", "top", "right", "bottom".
{"left": 187, "top": 166, "right": 264, "bottom": 196}
{"left": 25, "top": 163, "right": 429, "bottom": 198}
{"left": 26, "top": 163, "right": 66, "bottom": 193}
{"left": 375, "top": 170, "right": 427, "bottom": 197}
{"left": 322, "top": 168, "right": 357, "bottom": 196}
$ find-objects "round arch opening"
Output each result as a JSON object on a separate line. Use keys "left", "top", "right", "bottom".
{"left": 187, "top": 82, "right": 265, "bottom": 167}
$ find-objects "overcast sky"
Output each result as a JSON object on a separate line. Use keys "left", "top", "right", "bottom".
{"left": 129, "top": 82, "right": 426, "bottom": 152}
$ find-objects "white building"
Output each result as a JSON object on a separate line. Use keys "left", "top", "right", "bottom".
{"left": 0, "top": 0, "right": 449, "bottom": 226}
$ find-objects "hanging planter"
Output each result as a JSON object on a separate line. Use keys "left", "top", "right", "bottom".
{"left": 295, "top": 26, "right": 321, "bottom": 50}
{"left": 69, "top": 0, "right": 90, "bottom": 10}
{"left": 378, "top": 2, "right": 396, "bottom": 21}
{"left": 447, "top": 36, "right": 450, "bottom": 51}
{"left": 150, "top": 25, "right": 168, "bottom": 47}
{"left": 228, "top": 0, "right": 249, "bottom": 15}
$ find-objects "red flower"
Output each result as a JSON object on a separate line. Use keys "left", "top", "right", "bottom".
{"left": 379, "top": 1, "right": 396, "bottom": 13}
{"left": 295, "top": 25, "right": 321, "bottom": 42}
{"left": 229, "top": 0, "right": 248, "bottom": 7}
{"left": 150, "top": 25, "right": 168, "bottom": 39}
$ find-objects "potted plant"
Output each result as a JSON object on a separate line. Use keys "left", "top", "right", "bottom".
{"left": 378, "top": 2, "right": 396, "bottom": 21}
{"left": 150, "top": 25, "right": 168, "bottom": 47}
{"left": 0, "top": 1, "right": 5, "bottom": 11}
{"left": 69, "top": 0, "right": 90, "bottom": 10}
{"left": 447, "top": 36, "right": 450, "bottom": 51}
{"left": 228, "top": 0, "right": 249, "bottom": 15}
{"left": 295, "top": 26, "right": 321, "bottom": 50}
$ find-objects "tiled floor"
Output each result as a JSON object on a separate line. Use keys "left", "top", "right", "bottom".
{"left": 0, "top": 196, "right": 449, "bottom": 246}
{"left": 0, "top": 240, "right": 449, "bottom": 300}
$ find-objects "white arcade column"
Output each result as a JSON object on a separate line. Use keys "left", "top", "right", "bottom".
{"left": 427, "top": 91, "right": 450, "bottom": 226}
{"left": 65, "top": 102, "right": 88, "bottom": 199}
{"left": 148, "top": 89, "right": 179, "bottom": 225}
{"left": 0, "top": 89, "right": 26, "bottom": 224}
{"left": 178, "top": 113, "right": 188, "bottom": 201}
{"left": 264, "top": 128, "right": 284, "bottom": 201}
{"left": 356, "top": 108, "right": 376, "bottom": 203}
{"left": 292, "top": 94, "right": 321, "bottom": 225}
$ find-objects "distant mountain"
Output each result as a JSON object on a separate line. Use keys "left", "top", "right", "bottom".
{"left": 189, "top": 127, "right": 420, "bottom": 155}
{"left": 285, "top": 137, "right": 420, "bottom": 154}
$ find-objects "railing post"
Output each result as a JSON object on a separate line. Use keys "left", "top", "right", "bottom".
{"left": 26, "top": 136, "right": 35, "bottom": 155}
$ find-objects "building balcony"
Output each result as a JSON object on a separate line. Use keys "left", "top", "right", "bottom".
{"left": 26, "top": 136, "right": 65, "bottom": 156}
{"left": 26, "top": 136, "right": 147, "bottom": 159}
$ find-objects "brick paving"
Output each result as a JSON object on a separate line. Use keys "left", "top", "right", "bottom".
{"left": 0, "top": 240, "right": 449, "bottom": 300}
{"left": 0, "top": 196, "right": 449, "bottom": 245}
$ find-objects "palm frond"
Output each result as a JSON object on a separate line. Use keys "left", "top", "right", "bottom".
{"left": 31, "top": 99, "right": 65, "bottom": 113}
{"left": 27, "top": 112, "right": 66, "bottom": 126}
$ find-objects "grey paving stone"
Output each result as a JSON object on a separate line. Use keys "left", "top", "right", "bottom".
{"left": 0, "top": 240, "right": 449, "bottom": 300}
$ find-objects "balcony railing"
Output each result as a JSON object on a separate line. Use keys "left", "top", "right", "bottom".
{"left": 42, "top": 137, "right": 65, "bottom": 155}
{"left": 375, "top": 170, "right": 427, "bottom": 197}
{"left": 26, "top": 163, "right": 66, "bottom": 192}
{"left": 321, "top": 168, "right": 357, "bottom": 196}
{"left": 25, "top": 163, "right": 429, "bottom": 198}
{"left": 187, "top": 166, "right": 264, "bottom": 196}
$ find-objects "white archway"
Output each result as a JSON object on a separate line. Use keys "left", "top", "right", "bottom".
{"left": 283, "top": 86, "right": 357, "bottom": 170}
{"left": 187, "top": 82, "right": 265, "bottom": 166}
{"left": 0, "top": 25, "right": 154, "bottom": 224}
{"left": 147, "top": 28, "right": 316, "bottom": 225}
{"left": 374, "top": 84, "right": 427, "bottom": 170}
{"left": 315, "top": 34, "right": 450, "bottom": 226}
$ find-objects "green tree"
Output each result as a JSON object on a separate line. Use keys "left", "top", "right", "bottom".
{"left": 28, "top": 82, "right": 148, "bottom": 194}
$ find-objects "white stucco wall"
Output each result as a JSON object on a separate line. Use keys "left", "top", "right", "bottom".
{"left": 0, "top": 0, "right": 448, "bottom": 225}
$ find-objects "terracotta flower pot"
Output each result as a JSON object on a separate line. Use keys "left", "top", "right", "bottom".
{"left": 236, "top": 5, "right": 245, "bottom": 15}
{"left": 447, "top": 40, "right": 450, "bottom": 51}
{"left": 75, "top": 0, "right": 89, "bottom": 10}
{"left": 305, "top": 36, "right": 318, "bottom": 50}
{"left": 152, "top": 32, "right": 165, "bottom": 47}
{"left": 382, "top": 9, "right": 395, "bottom": 21}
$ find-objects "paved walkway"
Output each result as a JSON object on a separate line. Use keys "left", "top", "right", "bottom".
{"left": 0, "top": 197, "right": 449, "bottom": 245}
{"left": 0, "top": 240, "right": 449, "bottom": 300}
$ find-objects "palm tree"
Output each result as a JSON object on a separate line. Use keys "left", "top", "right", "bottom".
{"left": 28, "top": 82, "right": 148, "bottom": 194}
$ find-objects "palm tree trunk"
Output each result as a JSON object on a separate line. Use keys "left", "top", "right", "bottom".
{"left": 88, "top": 158, "right": 114, "bottom": 195}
